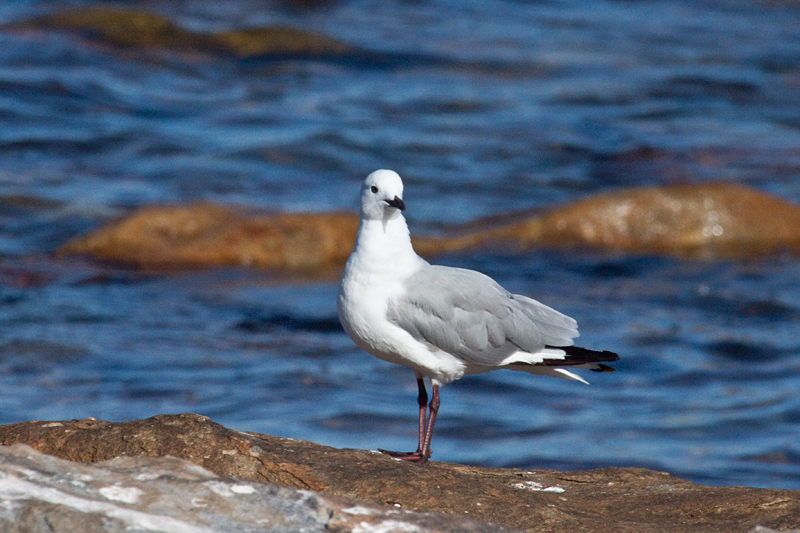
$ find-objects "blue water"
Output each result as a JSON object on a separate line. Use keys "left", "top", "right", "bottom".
{"left": 1, "top": 0, "right": 800, "bottom": 489}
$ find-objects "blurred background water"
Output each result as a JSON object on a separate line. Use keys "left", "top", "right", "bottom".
{"left": 1, "top": 0, "right": 799, "bottom": 489}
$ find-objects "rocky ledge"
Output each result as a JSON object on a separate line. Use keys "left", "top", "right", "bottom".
{"left": 1, "top": 414, "right": 798, "bottom": 532}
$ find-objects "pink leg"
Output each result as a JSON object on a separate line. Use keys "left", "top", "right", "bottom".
{"left": 418, "top": 383, "right": 440, "bottom": 462}
{"left": 380, "top": 379, "right": 439, "bottom": 464}
{"left": 415, "top": 377, "right": 428, "bottom": 452}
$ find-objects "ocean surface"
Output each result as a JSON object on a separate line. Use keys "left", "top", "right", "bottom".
{"left": 1, "top": 0, "right": 799, "bottom": 489}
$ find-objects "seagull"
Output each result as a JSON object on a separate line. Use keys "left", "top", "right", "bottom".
{"left": 337, "top": 169, "right": 619, "bottom": 464}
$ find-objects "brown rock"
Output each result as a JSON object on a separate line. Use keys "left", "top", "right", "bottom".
{"left": 9, "top": 8, "right": 204, "bottom": 50}
{"left": 57, "top": 203, "right": 359, "bottom": 272}
{"left": 7, "top": 7, "right": 354, "bottom": 59}
{"left": 1, "top": 443, "right": 505, "bottom": 533}
{"left": 1, "top": 414, "right": 798, "bottom": 533}
{"left": 209, "top": 27, "right": 352, "bottom": 58}
{"left": 537, "top": 182, "right": 800, "bottom": 257}
{"left": 428, "top": 182, "right": 800, "bottom": 259}
{"left": 57, "top": 182, "right": 800, "bottom": 272}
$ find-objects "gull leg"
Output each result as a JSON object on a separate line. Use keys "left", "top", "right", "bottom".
{"left": 415, "top": 377, "right": 428, "bottom": 452}
{"left": 419, "top": 383, "right": 440, "bottom": 463}
{"left": 379, "top": 377, "right": 432, "bottom": 463}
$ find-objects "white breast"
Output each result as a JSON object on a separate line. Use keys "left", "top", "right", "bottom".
{"left": 337, "top": 231, "right": 467, "bottom": 383}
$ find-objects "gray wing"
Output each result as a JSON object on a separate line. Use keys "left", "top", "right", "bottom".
{"left": 386, "top": 265, "right": 578, "bottom": 366}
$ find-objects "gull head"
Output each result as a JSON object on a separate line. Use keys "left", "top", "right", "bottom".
{"left": 360, "top": 169, "right": 406, "bottom": 220}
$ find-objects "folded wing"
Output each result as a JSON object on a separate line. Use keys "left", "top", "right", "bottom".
{"left": 386, "top": 265, "right": 579, "bottom": 367}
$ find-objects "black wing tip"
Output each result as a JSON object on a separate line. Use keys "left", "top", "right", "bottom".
{"left": 544, "top": 345, "right": 620, "bottom": 365}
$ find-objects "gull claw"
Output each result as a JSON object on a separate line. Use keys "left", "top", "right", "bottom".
{"left": 378, "top": 448, "right": 430, "bottom": 464}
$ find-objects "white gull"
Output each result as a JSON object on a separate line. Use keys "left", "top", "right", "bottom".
{"left": 337, "top": 169, "right": 618, "bottom": 463}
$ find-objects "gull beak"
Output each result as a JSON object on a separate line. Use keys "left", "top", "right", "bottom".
{"left": 385, "top": 196, "right": 406, "bottom": 211}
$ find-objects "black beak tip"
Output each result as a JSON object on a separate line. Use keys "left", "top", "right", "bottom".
{"left": 386, "top": 196, "right": 406, "bottom": 211}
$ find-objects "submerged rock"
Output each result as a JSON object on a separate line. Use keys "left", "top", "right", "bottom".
{"left": 209, "top": 27, "right": 352, "bottom": 58}
{"left": 7, "top": 7, "right": 354, "bottom": 59}
{"left": 1, "top": 414, "right": 798, "bottom": 532}
{"left": 9, "top": 8, "right": 202, "bottom": 51}
{"left": 57, "top": 203, "right": 358, "bottom": 271}
{"left": 58, "top": 182, "right": 800, "bottom": 272}
{"left": 479, "top": 182, "right": 800, "bottom": 259}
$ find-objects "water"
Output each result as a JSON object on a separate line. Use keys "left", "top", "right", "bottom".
{"left": 1, "top": 0, "right": 799, "bottom": 489}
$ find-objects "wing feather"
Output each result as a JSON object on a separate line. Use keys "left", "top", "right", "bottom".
{"left": 386, "top": 265, "right": 579, "bottom": 366}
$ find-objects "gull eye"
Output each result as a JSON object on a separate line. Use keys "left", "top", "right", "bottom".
{"left": 371, "top": 185, "right": 378, "bottom": 193}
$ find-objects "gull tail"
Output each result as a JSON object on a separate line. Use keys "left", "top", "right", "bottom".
{"left": 506, "top": 346, "right": 619, "bottom": 384}
{"left": 542, "top": 345, "right": 619, "bottom": 373}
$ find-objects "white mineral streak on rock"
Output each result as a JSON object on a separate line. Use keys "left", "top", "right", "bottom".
{"left": 229, "top": 484, "right": 256, "bottom": 494}
{"left": 353, "top": 519, "right": 421, "bottom": 533}
{"left": 204, "top": 480, "right": 257, "bottom": 497}
{"left": 99, "top": 485, "right": 145, "bottom": 504}
{"left": 512, "top": 480, "right": 565, "bottom": 493}
{"left": 342, "top": 505, "right": 382, "bottom": 515}
{"left": 0, "top": 472, "right": 212, "bottom": 533}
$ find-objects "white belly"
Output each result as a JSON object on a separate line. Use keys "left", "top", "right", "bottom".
{"left": 337, "top": 270, "right": 466, "bottom": 384}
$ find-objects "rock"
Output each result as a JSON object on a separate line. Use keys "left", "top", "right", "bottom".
{"left": 498, "top": 182, "right": 800, "bottom": 259}
{"left": 10, "top": 8, "right": 203, "bottom": 51}
{"left": 0, "top": 443, "right": 505, "bottom": 533}
{"left": 1, "top": 414, "right": 798, "bottom": 532}
{"left": 417, "top": 182, "right": 800, "bottom": 259}
{"left": 209, "top": 27, "right": 352, "bottom": 58}
{"left": 7, "top": 7, "right": 355, "bottom": 59}
{"left": 56, "top": 203, "right": 359, "bottom": 272}
{"left": 58, "top": 182, "right": 800, "bottom": 272}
